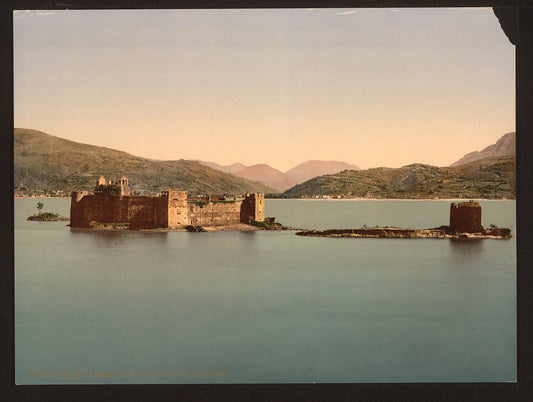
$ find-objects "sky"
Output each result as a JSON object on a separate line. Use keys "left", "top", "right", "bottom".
{"left": 14, "top": 8, "right": 515, "bottom": 171}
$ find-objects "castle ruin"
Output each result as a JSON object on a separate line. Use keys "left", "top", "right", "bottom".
{"left": 449, "top": 200, "right": 483, "bottom": 233}
{"left": 70, "top": 176, "right": 265, "bottom": 229}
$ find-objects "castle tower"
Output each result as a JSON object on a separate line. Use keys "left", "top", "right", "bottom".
{"left": 163, "top": 190, "right": 189, "bottom": 228}
{"left": 70, "top": 191, "right": 89, "bottom": 227}
{"left": 240, "top": 193, "right": 265, "bottom": 223}
{"left": 71, "top": 191, "right": 88, "bottom": 203}
{"left": 450, "top": 201, "right": 483, "bottom": 233}
{"left": 96, "top": 176, "right": 106, "bottom": 186}
{"left": 119, "top": 176, "right": 131, "bottom": 196}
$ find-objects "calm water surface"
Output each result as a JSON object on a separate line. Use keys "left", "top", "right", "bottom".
{"left": 15, "top": 198, "right": 516, "bottom": 383}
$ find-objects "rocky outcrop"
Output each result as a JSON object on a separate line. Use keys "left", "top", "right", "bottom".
{"left": 295, "top": 226, "right": 511, "bottom": 239}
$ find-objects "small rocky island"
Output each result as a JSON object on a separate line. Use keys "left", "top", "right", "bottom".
{"left": 296, "top": 201, "right": 511, "bottom": 240}
{"left": 27, "top": 202, "right": 69, "bottom": 221}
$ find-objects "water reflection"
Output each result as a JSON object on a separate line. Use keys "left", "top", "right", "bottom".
{"left": 448, "top": 238, "right": 484, "bottom": 257}
{"left": 237, "top": 231, "right": 258, "bottom": 239}
{"left": 69, "top": 228, "right": 168, "bottom": 247}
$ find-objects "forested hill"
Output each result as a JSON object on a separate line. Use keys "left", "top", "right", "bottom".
{"left": 14, "top": 128, "right": 275, "bottom": 196}
{"left": 282, "top": 157, "right": 515, "bottom": 199}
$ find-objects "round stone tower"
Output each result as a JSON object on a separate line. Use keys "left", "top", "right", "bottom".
{"left": 449, "top": 201, "right": 483, "bottom": 233}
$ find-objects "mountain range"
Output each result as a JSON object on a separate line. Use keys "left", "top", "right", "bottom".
{"left": 283, "top": 132, "right": 515, "bottom": 199}
{"left": 199, "top": 160, "right": 360, "bottom": 192}
{"left": 283, "top": 157, "right": 515, "bottom": 199}
{"left": 199, "top": 132, "right": 516, "bottom": 193}
{"left": 14, "top": 128, "right": 275, "bottom": 196}
{"left": 14, "top": 128, "right": 515, "bottom": 199}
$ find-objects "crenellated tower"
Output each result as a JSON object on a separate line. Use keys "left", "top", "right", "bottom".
{"left": 450, "top": 200, "right": 483, "bottom": 233}
{"left": 240, "top": 192, "right": 265, "bottom": 223}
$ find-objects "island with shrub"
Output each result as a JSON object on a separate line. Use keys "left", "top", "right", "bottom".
{"left": 27, "top": 201, "right": 69, "bottom": 222}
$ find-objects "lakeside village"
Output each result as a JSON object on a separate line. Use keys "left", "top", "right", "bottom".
{"left": 15, "top": 187, "right": 68, "bottom": 198}
{"left": 13, "top": 188, "right": 419, "bottom": 200}
{"left": 23, "top": 175, "right": 512, "bottom": 239}
{"left": 14, "top": 187, "right": 510, "bottom": 201}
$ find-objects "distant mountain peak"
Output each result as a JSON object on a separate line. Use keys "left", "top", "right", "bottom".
{"left": 450, "top": 132, "right": 515, "bottom": 167}
{"left": 198, "top": 161, "right": 247, "bottom": 174}
{"left": 234, "top": 164, "right": 297, "bottom": 193}
{"left": 285, "top": 160, "right": 360, "bottom": 184}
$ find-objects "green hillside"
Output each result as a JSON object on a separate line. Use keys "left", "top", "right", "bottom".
{"left": 14, "top": 128, "right": 275, "bottom": 196}
{"left": 282, "top": 157, "right": 515, "bottom": 199}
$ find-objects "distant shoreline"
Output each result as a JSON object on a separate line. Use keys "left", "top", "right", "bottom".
{"left": 15, "top": 196, "right": 70, "bottom": 199}
{"left": 284, "top": 197, "right": 515, "bottom": 202}
{"left": 14, "top": 195, "right": 514, "bottom": 201}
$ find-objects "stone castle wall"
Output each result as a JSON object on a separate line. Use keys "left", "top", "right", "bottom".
{"left": 449, "top": 201, "right": 483, "bottom": 233}
{"left": 127, "top": 196, "right": 168, "bottom": 229}
{"left": 188, "top": 201, "right": 242, "bottom": 226}
{"left": 70, "top": 192, "right": 168, "bottom": 229}
{"left": 70, "top": 187, "right": 265, "bottom": 229}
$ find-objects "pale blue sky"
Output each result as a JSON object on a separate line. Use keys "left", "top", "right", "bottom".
{"left": 14, "top": 8, "right": 514, "bottom": 170}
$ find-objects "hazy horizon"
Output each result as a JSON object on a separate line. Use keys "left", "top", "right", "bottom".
{"left": 14, "top": 8, "right": 514, "bottom": 171}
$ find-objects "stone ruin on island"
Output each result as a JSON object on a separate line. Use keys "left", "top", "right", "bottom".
{"left": 70, "top": 175, "right": 265, "bottom": 229}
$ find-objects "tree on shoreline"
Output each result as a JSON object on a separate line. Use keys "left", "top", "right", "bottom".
{"left": 36, "top": 201, "right": 43, "bottom": 215}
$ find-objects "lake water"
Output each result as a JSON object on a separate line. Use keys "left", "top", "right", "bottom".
{"left": 15, "top": 198, "right": 516, "bottom": 384}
